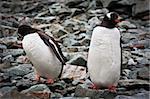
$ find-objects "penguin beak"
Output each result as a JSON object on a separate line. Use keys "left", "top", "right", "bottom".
{"left": 114, "top": 16, "right": 122, "bottom": 23}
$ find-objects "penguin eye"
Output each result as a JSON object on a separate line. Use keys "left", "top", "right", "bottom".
{"left": 110, "top": 13, "right": 118, "bottom": 20}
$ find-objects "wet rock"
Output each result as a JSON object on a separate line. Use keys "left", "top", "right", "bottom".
{"left": 137, "top": 67, "right": 149, "bottom": 80}
{"left": 1, "top": 49, "right": 24, "bottom": 57}
{"left": 6, "top": 64, "right": 33, "bottom": 77}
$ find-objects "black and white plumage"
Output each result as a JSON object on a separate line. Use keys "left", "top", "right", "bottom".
{"left": 87, "top": 12, "right": 121, "bottom": 88}
{"left": 18, "top": 25, "right": 66, "bottom": 80}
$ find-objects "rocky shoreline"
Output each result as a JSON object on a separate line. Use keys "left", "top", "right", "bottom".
{"left": 0, "top": 0, "right": 149, "bottom": 99}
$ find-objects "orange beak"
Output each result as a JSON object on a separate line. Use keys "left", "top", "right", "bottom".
{"left": 115, "top": 16, "right": 122, "bottom": 23}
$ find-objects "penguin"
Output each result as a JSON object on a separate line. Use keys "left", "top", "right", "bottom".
{"left": 17, "top": 25, "right": 66, "bottom": 83}
{"left": 87, "top": 12, "right": 121, "bottom": 91}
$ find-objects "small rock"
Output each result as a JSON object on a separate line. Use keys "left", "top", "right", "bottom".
{"left": 2, "top": 55, "right": 14, "bottom": 63}
{"left": 0, "top": 36, "right": 17, "bottom": 46}
{"left": 0, "top": 44, "right": 7, "bottom": 49}
{"left": 1, "top": 49, "right": 24, "bottom": 57}
{"left": 16, "top": 55, "right": 30, "bottom": 64}
{"left": 118, "top": 21, "right": 137, "bottom": 29}
{"left": 68, "top": 55, "right": 87, "bottom": 66}
{"left": 88, "top": 17, "right": 101, "bottom": 29}
{"left": 21, "top": 84, "right": 51, "bottom": 98}
{"left": 7, "top": 64, "right": 33, "bottom": 77}
{"left": 137, "top": 67, "right": 149, "bottom": 80}
{"left": 118, "top": 79, "right": 150, "bottom": 90}
{"left": 128, "top": 58, "right": 137, "bottom": 65}
{"left": 0, "top": 86, "right": 17, "bottom": 97}
{"left": 51, "top": 92, "right": 63, "bottom": 98}
{"left": 74, "top": 85, "right": 117, "bottom": 99}
{"left": 115, "top": 90, "right": 149, "bottom": 99}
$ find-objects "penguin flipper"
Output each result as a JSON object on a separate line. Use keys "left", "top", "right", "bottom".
{"left": 38, "top": 32, "right": 66, "bottom": 65}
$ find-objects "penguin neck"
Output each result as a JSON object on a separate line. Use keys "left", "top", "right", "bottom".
{"left": 100, "top": 20, "right": 116, "bottom": 29}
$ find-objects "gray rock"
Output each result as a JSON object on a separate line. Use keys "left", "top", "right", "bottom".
{"left": 7, "top": 64, "right": 33, "bottom": 77}
{"left": 118, "top": 21, "right": 137, "bottom": 29}
{"left": 74, "top": 85, "right": 117, "bottom": 99}
{"left": 2, "top": 55, "right": 14, "bottom": 63}
{"left": 127, "top": 58, "right": 137, "bottom": 66}
{"left": 1, "top": 49, "right": 24, "bottom": 57}
{"left": 68, "top": 54, "right": 87, "bottom": 66}
{"left": 0, "top": 44, "right": 7, "bottom": 49}
{"left": 0, "top": 36, "right": 17, "bottom": 45}
{"left": 118, "top": 79, "right": 150, "bottom": 90}
{"left": 88, "top": 17, "right": 101, "bottom": 29}
{"left": 115, "top": 90, "right": 149, "bottom": 99}
{"left": 51, "top": 92, "right": 63, "bottom": 98}
{"left": 0, "top": 86, "right": 17, "bottom": 97}
{"left": 137, "top": 67, "right": 149, "bottom": 80}
{"left": 21, "top": 84, "right": 51, "bottom": 94}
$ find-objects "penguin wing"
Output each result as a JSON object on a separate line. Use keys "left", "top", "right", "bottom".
{"left": 37, "top": 31, "right": 66, "bottom": 65}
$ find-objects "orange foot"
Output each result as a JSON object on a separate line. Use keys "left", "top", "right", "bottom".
{"left": 46, "top": 78, "right": 54, "bottom": 84}
{"left": 35, "top": 74, "right": 40, "bottom": 82}
{"left": 108, "top": 85, "right": 117, "bottom": 93}
{"left": 89, "top": 83, "right": 99, "bottom": 90}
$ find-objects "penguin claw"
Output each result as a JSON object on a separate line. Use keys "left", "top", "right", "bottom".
{"left": 108, "top": 85, "right": 117, "bottom": 93}
{"left": 46, "top": 78, "right": 54, "bottom": 84}
{"left": 35, "top": 74, "right": 40, "bottom": 81}
{"left": 89, "top": 84, "right": 99, "bottom": 90}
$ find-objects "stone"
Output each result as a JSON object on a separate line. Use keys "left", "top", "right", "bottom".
{"left": 0, "top": 86, "right": 17, "bottom": 97}
{"left": 68, "top": 55, "right": 87, "bottom": 66}
{"left": 2, "top": 55, "right": 14, "bottom": 63}
{"left": 7, "top": 64, "right": 33, "bottom": 77}
{"left": 0, "top": 44, "right": 7, "bottom": 49}
{"left": 88, "top": 16, "right": 101, "bottom": 29}
{"left": 127, "top": 58, "right": 137, "bottom": 66}
{"left": 21, "top": 84, "right": 51, "bottom": 98}
{"left": 1, "top": 49, "right": 24, "bottom": 57}
{"left": 118, "top": 21, "right": 137, "bottom": 29}
{"left": 74, "top": 85, "right": 117, "bottom": 99}
{"left": 115, "top": 90, "right": 149, "bottom": 99}
{"left": 65, "top": 0, "right": 84, "bottom": 8}
{"left": 0, "top": 36, "right": 17, "bottom": 46}
{"left": 118, "top": 79, "right": 150, "bottom": 90}
{"left": 137, "top": 67, "right": 149, "bottom": 80}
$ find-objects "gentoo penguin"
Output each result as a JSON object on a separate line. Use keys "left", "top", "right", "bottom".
{"left": 87, "top": 12, "right": 121, "bottom": 91}
{"left": 17, "top": 25, "right": 66, "bottom": 83}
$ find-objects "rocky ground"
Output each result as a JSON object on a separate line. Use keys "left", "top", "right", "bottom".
{"left": 0, "top": 0, "right": 149, "bottom": 99}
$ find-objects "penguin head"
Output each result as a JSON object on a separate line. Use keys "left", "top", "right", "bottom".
{"left": 101, "top": 12, "right": 121, "bottom": 28}
{"left": 17, "top": 25, "right": 38, "bottom": 39}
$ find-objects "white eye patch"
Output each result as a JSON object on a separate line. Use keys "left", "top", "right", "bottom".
{"left": 106, "top": 12, "right": 112, "bottom": 19}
